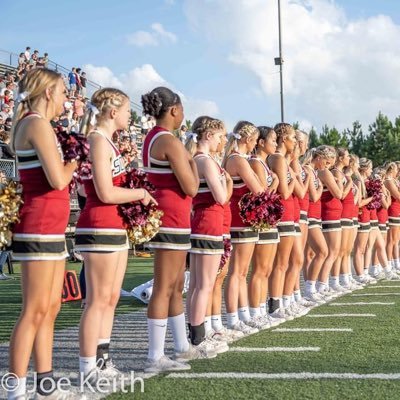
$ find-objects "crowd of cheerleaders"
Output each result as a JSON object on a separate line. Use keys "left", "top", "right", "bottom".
{"left": 6, "top": 67, "right": 400, "bottom": 399}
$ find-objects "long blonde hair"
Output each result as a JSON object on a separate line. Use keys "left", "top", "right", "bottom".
{"left": 223, "top": 121, "right": 259, "bottom": 164}
{"left": 11, "top": 68, "right": 61, "bottom": 151}
{"left": 185, "top": 116, "right": 225, "bottom": 156}
{"left": 80, "top": 88, "right": 129, "bottom": 136}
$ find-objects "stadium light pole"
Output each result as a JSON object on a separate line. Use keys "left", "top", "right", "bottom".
{"left": 275, "top": 0, "right": 285, "bottom": 122}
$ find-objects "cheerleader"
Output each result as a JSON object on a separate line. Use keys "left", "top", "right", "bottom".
{"left": 282, "top": 143, "right": 311, "bottom": 316}
{"left": 185, "top": 116, "right": 231, "bottom": 355}
{"left": 370, "top": 167, "right": 397, "bottom": 279}
{"left": 329, "top": 148, "right": 353, "bottom": 293}
{"left": 224, "top": 121, "right": 265, "bottom": 334}
{"left": 317, "top": 146, "right": 344, "bottom": 295}
{"left": 248, "top": 126, "right": 281, "bottom": 325}
{"left": 385, "top": 162, "right": 400, "bottom": 272}
{"left": 75, "top": 88, "right": 157, "bottom": 381}
{"left": 353, "top": 158, "right": 375, "bottom": 283}
{"left": 292, "top": 130, "right": 314, "bottom": 307}
{"left": 8, "top": 69, "right": 77, "bottom": 400}
{"left": 141, "top": 87, "right": 199, "bottom": 371}
{"left": 206, "top": 128, "right": 243, "bottom": 342}
{"left": 302, "top": 147, "right": 329, "bottom": 302}
{"left": 340, "top": 155, "right": 362, "bottom": 289}
{"left": 267, "top": 123, "right": 297, "bottom": 318}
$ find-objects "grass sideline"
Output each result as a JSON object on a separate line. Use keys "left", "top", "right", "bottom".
{"left": 107, "top": 282, "right": 400, "bottom": 400}
{"left": 0, "top": 257, "right": 153, "bottom": 343}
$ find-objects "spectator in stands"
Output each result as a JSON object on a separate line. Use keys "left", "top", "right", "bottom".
{"left": 68, "top": 67, "right": 77, "bottom": 96}
{"left": 0, "top": 115, "right": 4, "bottom": 130}
{"left": 80, "top": 71, "right": 87, "bottom": 98}
{"left": 73, "top": 94, "right": 85, "bottom": 118}
{"left": 4, "top": 118, "right": 12, "bottom": 133}
{"left": 1, "top": 90, "right": 11, "bottom": 106}
{"left": 31, "top": 50, "right": 39, "bottom": 66}
{"left": 0, "top": 104, "right": 11, "bottom": 120}
{"left": 75, "top": 68, "right": 82, "bottom": 94}
{"left": 179, "top": 125, "right": 187, "bottom": 143}
{"left": 0, "top": 76, "right": 5, "bottom": 91}
{"left": 24, "top": 46, "right": 31, "bottom": 62}
{"left": 7, "top": 99, "right": 14, "bottom": 118}
{"left": 0, "top": 129, "right": 13, "bottom": 159}
{"left": 70, "top": 112, "right": 80, "bottom": 133}
{"left": 18, "top": 53, "right": 26, "bottom": 68}
{"left": 0, "top": 82, "right": 14, "bottom": 99}
{"left": 0, "top": 168, "right": 11, "bottom": 281}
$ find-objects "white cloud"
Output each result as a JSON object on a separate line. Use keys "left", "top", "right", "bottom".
{"left": 126, "top": 23, "right": 177, "bottom": 47}
{"left": 165, "top": 0, "right": 175, "bottom": 5}
{"left": 83, "top": 63, "right": 219, "bottom": 120}
{"left": 183, "top": 0, "right": 400, "bottom": 130}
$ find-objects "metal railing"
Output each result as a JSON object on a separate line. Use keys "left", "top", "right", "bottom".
{"left": 0, "top": 48, "right": 142, "bottom": 112}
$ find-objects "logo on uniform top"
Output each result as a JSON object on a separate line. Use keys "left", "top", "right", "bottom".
{"left": 112, "top": 155, "right": 126, "bottom": 177}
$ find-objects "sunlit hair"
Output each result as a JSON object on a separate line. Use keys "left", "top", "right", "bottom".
{"left": 223, "top": 120, "right": 259, "bottom": 163}
{"left": 185, "top": 116, "right": 225, "bottom": 156}
{"left": 274, "top": 122, "right": 294, "bottom": 145}
{"left": 373, "top": 166, "right": 386, "bottom": 180}
{"left": 11, "top": 68, "right": 61, "bottom": 151}
{"left": 80, "top": 88, "right": 129, "bottom": 136}
{"left": 359, "top": 157, "right": 373, "bottom": 174}
{"left": 302, "top": 145, "right": 336, "bottom": 166}
{"left": 385, "top": 161, "right": 397, "bottom": 177}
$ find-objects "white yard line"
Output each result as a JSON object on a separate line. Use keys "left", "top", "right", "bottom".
{"left": 307, "top": 314, "right": 375, "bottom": 318}
{"left": 351, "top": 293, "right": 400, "bottom": 297}
{"left": 272, "top": 328, "right": 352, "bottom": 332}
{"left": 167, "top": 372, "right": 400, "bottom": 380}
{"left": 329, "top": 302, "right": 395, "bottom": 306}
{"left": 373, "top": 285, "right": 400, "bottom": 288}
{"left": 229, "top": 347, "right": 320, "bottom": 353}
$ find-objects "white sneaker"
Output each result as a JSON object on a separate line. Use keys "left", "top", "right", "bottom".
{"left": 352, "top": 275, "right": 367, "bottom": 286}
{"left": 330, "top": 283, "right": 351, "bottom": 294}
{"left": 144, "top": 355, "right": 191, "bottom": 373}
{"left": 244, "top": 317, "right": 271, "bottom": 330}
{"left": 384, "top": 270, "right": 400, "bottom": 281}
{"left": 205, "top": 332, "right": 229, "bottom": 354}
{"left": 34, "top": 390, "right": 85, "bottom": 400}
{"left": 213, "top": 326, "right": 244, "bottom": 342}
{"left": 260, "top": 313, "right": 283, "bottom": 327}
{"left": 229, "top": 320, "right": 259, "bottom": 335}
{"left": 270, "top": 307, "right": 294, "bottom": 321}
{"left": 100, "top": 359, "right": 121, "bottom": 379}
{"left": 0, "top": 272, "right": 12, "bottom": 280}
{"left": 297, "top": 298, "right": 317, "bottom": 308}
{"left": 174, "top": 342, "right": 217, "bottom": 361}
{"left": 290, "top": 303, "right": 309, "bottom": 317}
{"left": 304, "top": 291, "right": 326, "bottom": 304}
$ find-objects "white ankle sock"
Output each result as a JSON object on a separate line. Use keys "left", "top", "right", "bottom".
{"left": 282, "top": 295, "right": 291, "bottom": 308}
{"left": 249, "top": 307, "right": 261, "bottom": 318}
{"left": 168, "top": 313, "right": 189, "bottom": 353}
{"left": 204, "top": 316, "right": 212, "bottom": 335}
{"left": 330, "top": 276, "right": 339, "bottom": 285}
{"left": 148, "top": 318, "right": 167, "bottom": 360}
{"left": 238, "top": 306, "right": 251, "bottom": 322}
{"left": 7, "top": 376, "right": 26, "bottom": 400}
{"left": 79, "top": 356, "right": 97, "bottom": 375}
{"left": 340, "top": 274, "right": 349, "bottom": 285}
{"left": 259, "top": 303, "right": 267, "bottom": 316}
{"left": 294, "top": 290, "right": 302, "bottom": 302}
{"left": 98, "top": 338, "right": 110, "bottom": 345}
{"left": 227, "top": 312, "right": 239, "bottom": 327}
{"left": 306, "top": 280, "right": 316, "bottom": 293}
{"left": 211, "top": 314, "right": 224, "bottom": 332}
{"left": 317, "top": 281, "right": 328, "bottom": 293}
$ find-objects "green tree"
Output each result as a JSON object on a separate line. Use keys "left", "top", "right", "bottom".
{"left": 367, "top": 112, "right": 394, "bottom": 165}
{"left": 308, "top": 127, "right": 320, "bottom": 148}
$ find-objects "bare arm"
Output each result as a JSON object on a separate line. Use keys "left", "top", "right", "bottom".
{"left": 224, "top": 171, "right": 233, "bottom": 202}
{"left": 318, "top": 169, "right": 343, "bottom": 199}
{"left": 199, "top": 157, "right": 227, "bottom": 205}
{"left": 226, "top": 156, "right": 264, "bottom": 194}
{"left": 268, "top": 154, "right": 295, "bottom": 199}
{"left": 381, "top": 187, "right": 391, "bottom": 209}
{"left": 163, "top": 136, "right": 199, "bottom": 197}
{"left": 90, "top": 134, "right": 156, "bottom": 205}
{"left": 249, "top": 159, "right": 267, "bottom": 190}
{"left": 290, "top": 166, "right": 310, "bottom": 199}
{"left": 384, "top": 180, "right": 400, "bottom": 201}
{"left": 27, "top": 118, "right": 77, "bottom": 190}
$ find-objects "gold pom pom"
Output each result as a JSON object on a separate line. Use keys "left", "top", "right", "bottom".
{"left": 127, "top": 209, "right": 163, "bottom": 245}
{"left": 0, "top": 180, "right": 23, "bottom": 249}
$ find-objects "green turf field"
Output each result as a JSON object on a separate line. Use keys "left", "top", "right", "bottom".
{"left": 107, "top": 281, "right": 400, "bottom": 400}
{"left": 0, "top": 257, "right": 152, "bottom": 343}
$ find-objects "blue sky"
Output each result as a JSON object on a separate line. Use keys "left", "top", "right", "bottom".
{"left": 2, "top": 0, "right": 400, "bottom": 131}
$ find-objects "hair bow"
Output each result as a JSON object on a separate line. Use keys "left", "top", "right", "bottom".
{"left": 88, "top": 103, "right": 100, "bottom": 125}
{"left": 228, "top": 132, "right": 241, "bottom": 140}
{"left": 16, "top": 91, "right": 30, "bottom": 102}
{"left": 186, "top": 131, "right": 198, "bottom": 143}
